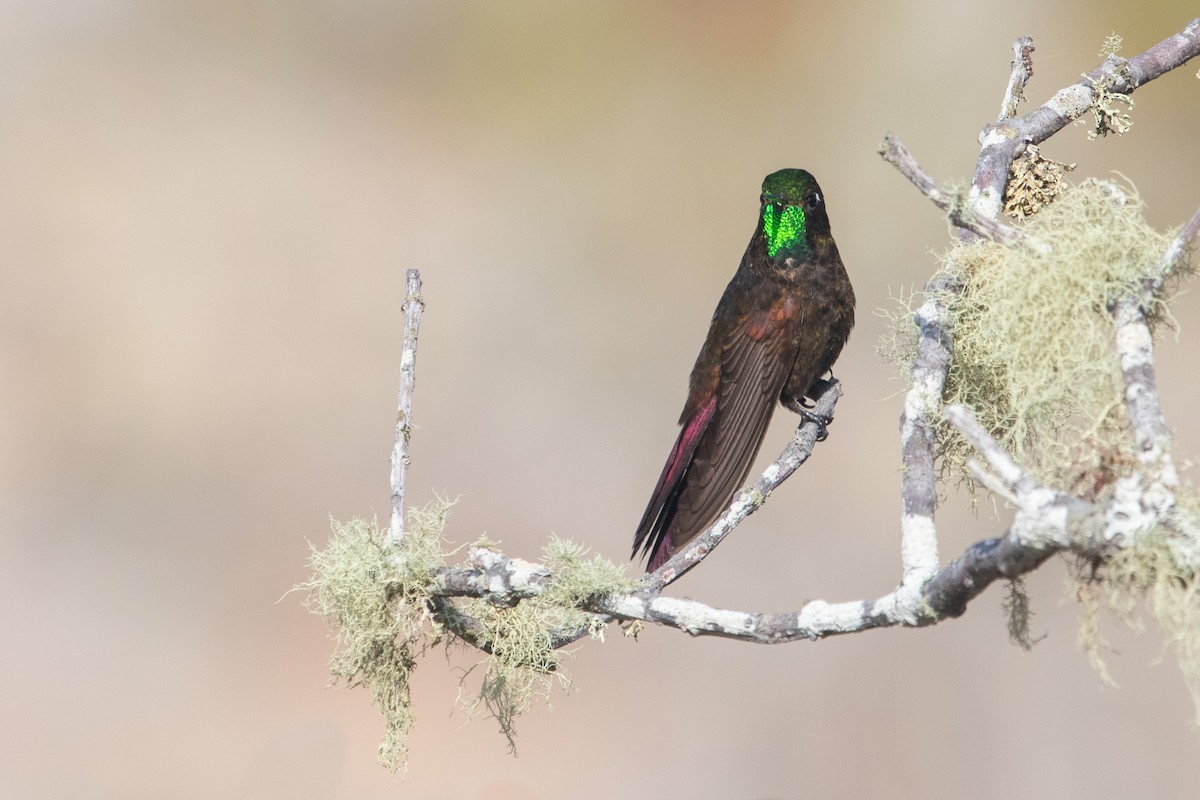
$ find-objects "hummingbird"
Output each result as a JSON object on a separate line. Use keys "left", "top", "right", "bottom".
{"left": 632, "top": 168, "right": 855, "bottom": 572}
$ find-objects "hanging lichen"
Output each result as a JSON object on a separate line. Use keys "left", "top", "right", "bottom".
{"left": 300, "top": 502, "right": 634, "bottom": 770}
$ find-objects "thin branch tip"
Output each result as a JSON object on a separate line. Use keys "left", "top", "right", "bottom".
{"left": 387, "top": 268, "right": 428, "bottom": 547}
{"left": 878, "top": 132, "right": 1037, "bottom": 250}
{"left": 998, "top": 35, "right": 1035, "bottom": 121}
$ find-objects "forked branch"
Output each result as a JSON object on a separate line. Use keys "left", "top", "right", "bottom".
{"left": 306, "top": 22, "right": 1200, "bottom": 772}
{"left": 380, "top": 21, "right": 1200, "bottom": 644}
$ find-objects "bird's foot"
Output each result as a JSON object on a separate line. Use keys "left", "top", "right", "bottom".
{"left": 798, "top": 406, "right": 832, "bottom": 442}
{"left": 785, "top": 378, "right": 838, "bottom": 441}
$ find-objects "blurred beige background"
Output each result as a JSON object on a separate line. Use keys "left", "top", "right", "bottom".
{"left": 3, "top": 2, "right": 1199, "bottom": 798}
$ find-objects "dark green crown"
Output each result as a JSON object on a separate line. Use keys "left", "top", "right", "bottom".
{"left": 761, "top": 168, "right": 817, "bottom": 206}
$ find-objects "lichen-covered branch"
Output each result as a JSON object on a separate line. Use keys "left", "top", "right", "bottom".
{"left": 310, "top": 22, "right": 1200, "bottom": 767}
{"left": 895, "top": 290, "right": 950, "bottom": 588}
{"left": 411, "top": 386, "right": 1168, "bottom": 644}
{"left": 879, "top": 24, "right": 1199, "bottom": 602}
{"left": 1113, "top": 297, "right": 1176, "bottom": 481}
{"left": 969, "top": 19, "right": 1200, "bottom": 222}
{"left": 423, "top": 447, "right": 1109, "bottom": 643}
{"left": 1105, "top": 202, "right": 1200, "bottom": 545}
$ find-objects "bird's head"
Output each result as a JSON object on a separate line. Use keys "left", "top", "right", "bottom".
{"left": 757, "top": 168, "right": 832, "bottom": 262}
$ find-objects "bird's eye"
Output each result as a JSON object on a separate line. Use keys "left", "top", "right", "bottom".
{"left": 803, "top": 192, "right": 822, "bottom": 211}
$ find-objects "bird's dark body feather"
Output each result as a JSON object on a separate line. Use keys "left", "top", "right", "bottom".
{"left": 633, "top": 169, "right": 855, "bottom": 572}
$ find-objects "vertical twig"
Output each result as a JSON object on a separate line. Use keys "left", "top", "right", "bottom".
{"left": 897, "top": 292, "right": 950, "bottom": 591}
{"left": 387, "top": 269, "right": 425, "bottom": 548}
{"left": 1111, "top": 205, "right": 1200, "bottom": 488}
{"left": 997, "top": 36, "right": 1035, "bottom": 121}
{"left": 1112, "top": 297, "right": 1175, "bottom": 482}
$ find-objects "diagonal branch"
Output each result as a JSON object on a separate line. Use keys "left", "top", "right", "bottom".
{"left": 969, "top": 20, "right": 1200, "bottom": 223}
{"left": 641, "top": 379, "right": 841, "bottom": 591}
{"left": 878, "top": 134, "right": 1041, "bottom": 252}
{"left": 1157, "top": 203, "right": 1200, "bottom": 281}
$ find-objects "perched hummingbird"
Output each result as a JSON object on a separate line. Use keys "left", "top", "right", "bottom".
{"left": 632, "top": 169, "right": 855, "bottom": 572}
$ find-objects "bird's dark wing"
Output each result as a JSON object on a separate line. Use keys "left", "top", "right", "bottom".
{"left": 633, "top": 293, "right": 798, "bottom": 571}
{"left": 631, "top": 391, "right": 717, "bottom": 567}
{"left": 666, "top": 310, "right": 794, "bottom": 546}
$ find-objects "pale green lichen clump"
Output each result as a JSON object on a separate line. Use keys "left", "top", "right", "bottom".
{"left": 902, "top": 178, "right": 1176, "bottom": 493}
{"left": 458, "top": 535, "right": 637, "bottom": 752}
{"left": 301, "top": 501, "right": 634, "bottom": 769}
{"left": 301, "top": 501, "right": 451, "bottom": 771}
{"left": 882, "top": 175, "right": 1200, "bottom": 723}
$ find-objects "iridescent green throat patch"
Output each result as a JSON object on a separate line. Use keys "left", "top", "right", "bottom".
{"left": 762, "top": 203, "right": 807, "bottom": 258}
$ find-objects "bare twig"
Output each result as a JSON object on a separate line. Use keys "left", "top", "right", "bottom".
{"left": 878, "top": 134, "right": 1041, "bottom": 252}
{"left": 1153, "top": 203, "right": 1200, "bottom": 287}
{"left": 377, "top": 270, "right": 502, "bottom": 653}
{"left": 387, "top": 269, "right": 424, "bottom": 548}
{"left": 998, "top": 36, "right": 1035, "bottom": 121}
{"left": 964, "top": 457, "right": 1019, "bottom": 506}
{"left": 969, "top": 19, "right": 1200, "bottom": 224}
{"left": 944, "top": 405, "right": 1031, "bottom": 495}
